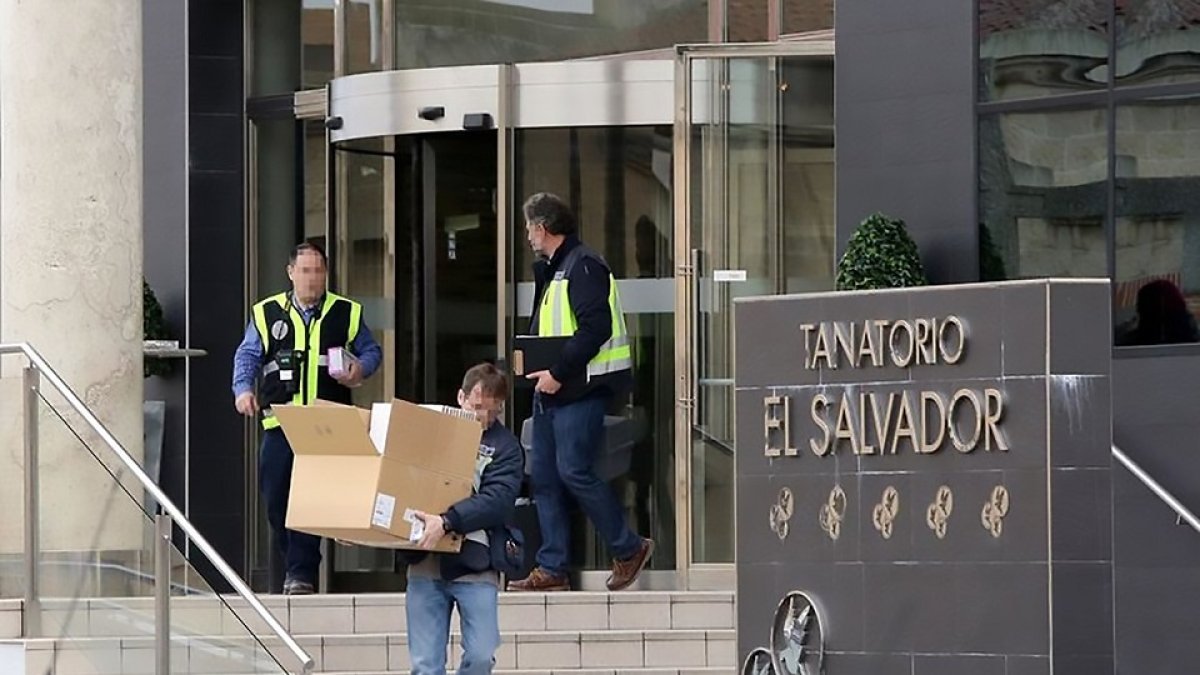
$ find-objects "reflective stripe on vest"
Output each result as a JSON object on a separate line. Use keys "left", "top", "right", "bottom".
{"left": 536, "top": 257, "right": 632, "bottom": 379}
{"left": 252, "top": 291, "right": 361, "bottom": 429}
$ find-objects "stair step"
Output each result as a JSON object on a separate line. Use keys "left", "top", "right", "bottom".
{"left": 321, "top": 669, "right": 731, "bottom": 675}
{"left": 18, "top": 591, "right": 736, "bottom": 638}
{"left": 5, "top": 629, "right": 737, "bottom": 673}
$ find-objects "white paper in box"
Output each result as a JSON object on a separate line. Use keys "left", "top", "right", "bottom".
{"left": 367, "top": 402, "right": 477, "bottom": 454}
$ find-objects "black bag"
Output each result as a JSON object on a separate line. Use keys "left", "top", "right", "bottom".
{"left": 503, "top": 499, "right": 541, "bottom": 583}
{"left": 488, "top": 523, "right": 526, "bottom": 578}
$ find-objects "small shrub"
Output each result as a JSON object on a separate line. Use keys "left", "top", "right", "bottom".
{"left": 835, "top": 213, "right": 928, "bottom": 291}
{"left": 144, "top": 280, "right": 172, "bottom": 378}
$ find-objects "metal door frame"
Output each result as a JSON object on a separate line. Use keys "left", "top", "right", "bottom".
{"left": 673, "top": 40, "right": 834, "bottom": 590}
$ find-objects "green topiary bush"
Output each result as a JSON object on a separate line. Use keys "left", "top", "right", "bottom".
{"left": 143, "top": 280, "right": 172, "bottom": 378}
{"left": 835, "top": 212, "right": 928, "bottom": 291}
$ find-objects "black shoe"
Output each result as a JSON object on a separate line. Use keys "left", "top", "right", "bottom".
{"left": 283, "top": 577, "right": 315, "bottom": 595}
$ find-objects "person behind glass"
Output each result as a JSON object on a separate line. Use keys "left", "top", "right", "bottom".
{"left": 509, "top": 192, "right": 654, "bottom": 593}
{"left": 231, "top": 242, "right": 382, "bottom": 595}
{"left": 399, "top": 363, "right": 523, "bottom": 675}
{"left": 1115, "top": 278, "right": 1200, "bottom": 346}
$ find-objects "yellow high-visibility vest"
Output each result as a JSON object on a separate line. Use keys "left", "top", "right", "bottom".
{"left": 536, "top": 246, "right": 632, "bottom": 379}
{"left": 252, "top": 291, "right": 362, "bottom": 429}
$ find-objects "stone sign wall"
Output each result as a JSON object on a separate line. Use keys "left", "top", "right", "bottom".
{"left": 735, "top": 280, "right": 1113, "bottom": 675}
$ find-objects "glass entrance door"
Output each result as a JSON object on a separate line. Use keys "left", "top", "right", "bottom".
{"left": 510, "top": 126, "right": 677, "bottom": 584}
{"left": 326, "top": 130, "right": 498, "bottom": 592}
{"left": 675, "top": 44, "right": 836, "bottom": 585}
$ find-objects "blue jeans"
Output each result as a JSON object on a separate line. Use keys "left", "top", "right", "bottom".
{"left": 531, "top": 394, "right": 641, "bottom": 576}
{"left": 406, "top": 576, "right": 500, "bottom": 675}
{"left": 259, "top": 428, "right": 322, "bottom": 585}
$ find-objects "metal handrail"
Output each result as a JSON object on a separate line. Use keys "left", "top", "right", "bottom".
{"left": 1, "top": 342, "right": 314, "bottom": 674}
{"left": 1112, "top": 444, "right": 1200, "bottom": 534}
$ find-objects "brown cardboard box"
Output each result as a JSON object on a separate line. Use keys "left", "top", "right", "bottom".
{"left": 271, "top": 398, "right": 481, "bottom": 553}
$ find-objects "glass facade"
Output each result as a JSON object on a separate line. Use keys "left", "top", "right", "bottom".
{"left": 783, "top": 0, "right": 833, "bottom": 35}
{"left": 303, "top": 1, "right": 336, "bottom": 88}
{"left": 251, "top": 0, "right": 301, "bottom": 96}
{"left": 977, "top": 0, "right": 1200, "bottom": 347}
{"left": 978, "top": 0, "right": 1110, "bottom": 102}
{"left": 393, "top": 0, "right": 708, "bottom": 69}
{"left": 979, "top": 107, "right": 1109, "bottom": 279}
{"left": 725, "top": 0, "right": 835, "bottom": 41}
{"left": 781, "top": 57, "right": 836, "bottom": 293}
{"left": 1114, "top": 98, "right": 1200, "bottom": 347}
{"left": 1116, "top": 1, "right": 1200, "bottom": 88}
{"left": 346, "top": 0, "right": 386, "bottom": 74}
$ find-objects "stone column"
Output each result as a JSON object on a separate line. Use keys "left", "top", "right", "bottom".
{"left": 0, "top": 0, "right": 144, "bottom": 571}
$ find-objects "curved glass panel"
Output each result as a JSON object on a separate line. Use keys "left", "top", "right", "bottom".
{"left": 395, "top": 0, "right": 707, "bottom": 69}
{"left": 979, "top": 0, "right": 1110, "bottom": 102}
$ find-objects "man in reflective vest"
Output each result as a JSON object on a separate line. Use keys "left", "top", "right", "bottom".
{"left": 509, "top": 193, "right": 654, "bottom": 593}
{"left": 231, "top": 242, "right": 382, "bottom": 595}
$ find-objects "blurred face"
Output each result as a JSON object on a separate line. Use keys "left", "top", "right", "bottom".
{"left": 287, "top": 250, "right": 327, "bottom": 306}
{"left": 525, "top": 221, "right": 549, "bottom": 258}
{"left": 457, "top": 383, "right": 504, "bottom": 428}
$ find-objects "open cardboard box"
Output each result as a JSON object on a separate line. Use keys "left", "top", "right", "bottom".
{"left": 271, "top": 398, "right": 481, "bottom": 553}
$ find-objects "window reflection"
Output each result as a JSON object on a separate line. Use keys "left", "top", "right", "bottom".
{"left": 302, "top": 0, "right": 335, "bottom": 87}
{"left": 1116, "top": 0, "right": 1200, "bottom": 88}
{"left": 781, "top": 58, "right": 835, "bottom": 292}
{"left": 728, "top": 0, "right": 769, "bottom": 41}
{"left": 783, "top": 0, "right": 834, "bottom": 36}
{"left": 303, "top": 121, "right": 327, "bottom": 247}
{"left": 1114, "top": 98, "right": 1200, "bottom": 347}
{"left": 345, "top": 0, "right": 384, "bottom": 75}
{"left": 251, "top": 0, "right": 302, "bottom": 96}
{"left": 979, "top": 0, "right": 1110, "bottom": 102}
{"left": 979, "top": 108, "right": 1109, "bottom": 278}
{"left": 394, "top": 0, "right": 706, "bottom": 69}
{"left": 1115, "top": 279, "right": 1200, "bottom": 345}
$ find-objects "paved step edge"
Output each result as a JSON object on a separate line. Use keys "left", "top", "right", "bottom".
{"left": 25, "top": 591, "right": 734, "bottom": 608}
{"left": 319, "top": 670, "right": 732, "bottom": 675}
{"left": 10, "top": 628, "right": 735, "bottom": 647}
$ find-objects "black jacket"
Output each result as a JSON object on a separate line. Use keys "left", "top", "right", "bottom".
{"left": 399, "top": 421, "right": 523, "bottom": 579}
{"left": 530, "top": 236, "right": 632, "bottom": 405}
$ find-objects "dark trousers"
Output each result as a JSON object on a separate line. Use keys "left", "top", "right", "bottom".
{"left": 531, "top": 393, "right": 641, "bottom": 576}
{"left": 259, "top": 428, "right": 322, "bottom": 586}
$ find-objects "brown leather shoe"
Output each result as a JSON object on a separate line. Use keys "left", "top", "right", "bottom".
{"left": 507, "top": 567, "right": 571, "bottom": 592}
{"left": 607, "top": 538, "right": 655, "bottom": 591}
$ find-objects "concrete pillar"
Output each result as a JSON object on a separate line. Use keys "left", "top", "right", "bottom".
{"left": 0, "top": 0, "right": 144, "bottom": 569}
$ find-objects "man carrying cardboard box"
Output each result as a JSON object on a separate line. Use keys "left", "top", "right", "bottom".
{"left": 399, "top": 363, "right": 524, "bottom": 675}
{"left": 231, "top": 242, "right": 382, "bottom": 595}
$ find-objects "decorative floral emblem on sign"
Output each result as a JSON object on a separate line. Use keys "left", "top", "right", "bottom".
{"left": 818, "top": 485, "right": 847, "bottom": 541}
{"left": 872, "top": 486, "right": 900, "bottom": 540}
{"left": 925, "top": 485, "right": 954, "bottom": 539}
{"left": 770, "top": 487, "right": 795, "bottom": 542}
{"left": 981, "top": 485, "right": 1010, "bottom": 538}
